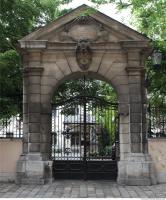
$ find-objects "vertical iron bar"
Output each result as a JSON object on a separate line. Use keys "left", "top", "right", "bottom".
{"left": 148, "top": 104, "right": 152, "bottom": 138}
{"left": 83, "top": 75, "right": 87, "bottom": 180}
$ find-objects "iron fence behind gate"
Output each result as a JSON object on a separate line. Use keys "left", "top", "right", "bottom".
{"left": 51, "top": 96, "right": 119, "bottom": 161}
{"left": 0, "top": 102, "right": 165, "bottom": 139}
{"left": 0, "top": 96, "right": 23, "bottom": 138}
{"left": 0, "top": 114, "right": 23, "bottom": 138}
{"left": 148, "top": 105, "right": 166, "bottom": 138}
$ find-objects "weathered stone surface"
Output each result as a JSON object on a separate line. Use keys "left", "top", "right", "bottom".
{"left": 40, "top": 143, "right": 50, "bottom": 153}
{"left": 29, "top": 133, "right": 40, "bottom": 143}
{"left": 40, "top": 114, "right": 50, "bottom": 123}
{"left": 16, "top": 153, "right": 53, "bottom": 185}
{"left": 29, "top": 113, "right": 40, "bottom": 123}
{"left": 118, "top": 104, "right": 129, "bottom": 115}
{"left": 40, "top": 94, "right": 51, "bottom": 104}
{"left": 29, "top": 76, "right": 41, "bottom": 84}
{"left": 120, "top": 143, "right": 130, "bottom": 153}
{"left": 17, "top": 4, "right": 154, "bottom": 185}
{"left": 118, "top": 153, "right": 156, "bottom": 186}
{"left": 41, "top": 76, "right": 58, "bottom": 87}
{"left": 131, "top": 133, "right": 141, "bottom": 143}
{"left": 29, "top": 123, "right": 40, "bottom": 133}
{"left": 130, "top": 94, "right": 142, "bottom": 103}
{"left": 120, "top": 133, "right": 130, "bottom": 144}
{"left": 130, "top": 113, "right": 141, "bottom": 123}
{"left": 41, "top": 85, "right": 52, "bottom": 95}
{"left": 23, "top": 103, "right": 28, "bottom": 114}
{"left": 41, "top": 104, "right": 52, "bottom": 113}
{"left": 131, "top": 143, "right": 141, "bottom": 153}
{"left": 28, "top": 103, "right": 40, "bottom": 113}
{"left": 112, "top": 75, "right": 128, "bottom": 86}
{"left": 29, "top": 94, "right": 40, "bottom": 103}
{"left": 130, "top": 103, "right": 142, "bottom": 113}
{"left": 42, "top": 63, "right": 65, "bottom": 80}
{"left": 29, "top": 83, "right": 41, "bottom": 92}
{"left": 119, "top": 123, "right": 129, "bottom": 134}
{"left": 130, "top": 123, "right": 141, "bottom": 133}
{"left": 40, "top": 123, "right": 51, "bottom": 135}
{"left": 29, "top": 143, "right": 40, "bottom": 152}
{"left": 23, "top": 143, "right": 28, "bottom": 153}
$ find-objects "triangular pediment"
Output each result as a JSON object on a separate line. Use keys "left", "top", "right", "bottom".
{"left": 20, "top": 4, "right": 149, "bottom": 44}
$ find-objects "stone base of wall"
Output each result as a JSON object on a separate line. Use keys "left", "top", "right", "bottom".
{"left": 156, "top": 172, "right": 166, "bottom": 183}
{"left": 117, "top": 153, "right": 157, "bottom": 186}
{"left": 148, "top": 138, "right": 166, "bottom": 184}
{"left": 0, "top": 172, "right": 16, "bottom": 183}
{"left": 16, "top": 153, "right": 52, "bottom": 185}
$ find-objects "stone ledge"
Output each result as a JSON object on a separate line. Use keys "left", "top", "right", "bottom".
{"left": 16, "top": 154, "right": 52, "bottom": 185}
{"left": 118, "top": 177, "right": 151, "bottom": 186}
{"left": 0, "top": 172, "right": 16, "bottom": 183}
{"left": 117, "top": 153, "right": 157, "bottom": 186}
{"left": 148, "top": 138, "right": 166, "bottom": 141}
{"left": 19, "top": 40, "right": 47, "bottom": 49}
{"left": 156, "top": 172, "right": 166, "bottom": 184}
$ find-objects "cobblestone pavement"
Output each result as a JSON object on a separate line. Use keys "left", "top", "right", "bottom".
{"left": 0, "top": 180, "right": 166, "bottom": 198}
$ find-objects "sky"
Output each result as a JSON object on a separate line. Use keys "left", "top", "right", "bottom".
{"left": 60, "top": 0, "right": 134, "bottom": 29}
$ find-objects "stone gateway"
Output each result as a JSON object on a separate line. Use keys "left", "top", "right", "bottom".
{"left": 16, "top": 4, "right": 156, "bottom": 185}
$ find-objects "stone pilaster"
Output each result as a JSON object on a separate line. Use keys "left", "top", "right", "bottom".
{"left": 16, "top": 61, "right": 52, "bottom": 184}
{"left": 117, "top": 49, "right": 157, "bottom": 185}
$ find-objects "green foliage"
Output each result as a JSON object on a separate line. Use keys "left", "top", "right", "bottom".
{"left": 0, "top": 0, "right": 71, "bottom": 119}
{"left": 78, "top": 7, "right": 97, "bottom": 17}
{"left": 53, "top": 78, "right": 117, "bottom": 104}
{"left": 90, "top": 0, "right": 166, "bottom": 41}
{"left": 91, "top": 0, "right": 166, "bottom": 107}
{"left": 101, "top": 127, "right": 111, "bottom": 147}
{"left": 53, "top": 78, "right": 118, "bottom": 144}
{"left": 96, "top": 105, "right": 118, "bottom": 147}
{"left": 146, "top": 51, "right": 166, "bottom": 107}
{"left": 0, "top": 0, "right": 72, "bottom": 52}
{"left": 1, "top": 0, "right": 165, "bottom": 119}
{"left": 0, "top": 50, "right": 22, "bottom": 118}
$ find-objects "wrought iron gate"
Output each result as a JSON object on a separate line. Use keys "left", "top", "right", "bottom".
{"left": 51, "top": 94, "right": 119, "bottom": 180}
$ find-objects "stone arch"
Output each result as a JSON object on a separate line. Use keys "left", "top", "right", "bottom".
{"left": 39, "top": 62, "right": 129, "bottom": 159}
{"left": 17, "top": 4, "right": 156, "bottom": 185}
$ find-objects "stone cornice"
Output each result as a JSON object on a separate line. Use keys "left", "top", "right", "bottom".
{"left": 23, "top": 67, "right": 44, "bottom": 74}
{"left": 121, "top": 40, "right": 151, "bottom": 49}
{"left": 19, "top": 40, "right": 152, "bottom": 52}
{"left": 19, "top": 40, "right": 126, "bottom": 52}
{"left": 126, "top": 66, "right": 145, "bottom": 73}
{"left": 19, "top": 40, "right": 47, "bottom": 49}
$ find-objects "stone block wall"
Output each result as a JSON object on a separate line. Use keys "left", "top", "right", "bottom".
{"left": 148, "top": 138, "right": 166, "bottom": 183}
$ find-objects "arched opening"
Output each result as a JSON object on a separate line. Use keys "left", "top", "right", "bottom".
{"left": 50, "top": 75, "right": 119, "bottom": 180}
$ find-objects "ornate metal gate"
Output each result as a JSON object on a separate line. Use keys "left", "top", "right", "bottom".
{"left": 51, "top": 94, "right": 119, "bottom": 180}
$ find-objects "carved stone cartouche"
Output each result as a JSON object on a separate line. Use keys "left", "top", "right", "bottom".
{"left": 76, "top": 39, "right": 92, "bottom": 70}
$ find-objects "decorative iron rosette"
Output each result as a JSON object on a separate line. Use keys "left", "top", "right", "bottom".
{"left": 76, "top": 39, "right": 92, "bottom": 70}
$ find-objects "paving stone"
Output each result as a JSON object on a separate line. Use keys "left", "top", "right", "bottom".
{"left": 103, "top": 189, "right": 114, "bottom": 197}
{"left": 136, "top": 186, "right": 149, "bottom": 198}
{"left": 144, "top": 190, "right": 156, "bottom": 198}
{"left": 0, "top": 181, "right": 166, "bottom": 198}
{"left": 126, "top": 189, "right": 138, "bottom": 198}
{"left": 88, "top": 193, "right": 97, "bottom": 198}
{"left": 110, "top": 187, "right": 121, "bottom": 197}
{"left": 118, "top": 186, "right": 131, "bottom": 197}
